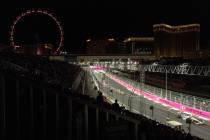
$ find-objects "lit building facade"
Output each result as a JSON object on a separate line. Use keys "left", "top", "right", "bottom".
{"left": 85, "top": 24, "right": 201, "bottom": 59}
{"left": 153, "top": 23, "right": 200, "bottom": 59}
{"left": 86, "top": 38, "right": 124, "bottom": 55}
{"left": 123, "top": 37, "right": 154, "bottom": 56}
{"left": 14, "top": 43, "right": 53, "bottom": 55}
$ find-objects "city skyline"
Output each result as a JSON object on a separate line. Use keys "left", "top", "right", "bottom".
{"left": 0, "top": 0, "right": 210, "bottom": 53}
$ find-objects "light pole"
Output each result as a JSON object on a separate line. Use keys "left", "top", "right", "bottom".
{"left": 186, "top": 117, "right": 192, "bottom": 134}
{"left": 165, "top": 69, "right": 168, "bottom": 99}
{"left": 128, "top": 94, "right": 132, "bottom": 111}
{"left": 82, "top": 71, "right": 86, "bottom": 95}
{"left": 167, "top": 108, "right": 171, "bottom": 120}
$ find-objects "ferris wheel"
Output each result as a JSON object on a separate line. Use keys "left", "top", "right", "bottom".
{"left": 10, "top": 9, "right": 64, "bottom": 54}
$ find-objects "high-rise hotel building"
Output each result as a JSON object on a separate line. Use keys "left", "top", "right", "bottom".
{"left": 153, "top": 23, "right": 200, "bottom": 59}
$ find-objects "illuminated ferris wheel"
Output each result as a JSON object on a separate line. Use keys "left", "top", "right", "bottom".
{"left": 10, "top": 9, "right": 64, "bottom": 54}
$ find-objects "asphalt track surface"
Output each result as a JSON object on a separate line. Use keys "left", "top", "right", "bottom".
{"left": 85, "top": 68, "right": 210, "bottom": 140}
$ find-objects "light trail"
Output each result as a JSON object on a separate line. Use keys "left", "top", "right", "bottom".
{"left": 106, "top": 73, "right": 210, "bottom": 121}
{"left": 90, "top": 66, "right": 210, "bottom": 121}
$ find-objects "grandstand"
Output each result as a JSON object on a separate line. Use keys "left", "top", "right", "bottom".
{"left": 0, "top": 51, "right": 202, "bottom": 140}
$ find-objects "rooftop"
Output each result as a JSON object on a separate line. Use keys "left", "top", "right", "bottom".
{"left": 153, "top": 23, "right": 200, "bottom": 33}
{"left": 124, "top": 37, "right": 154, "bottom": 42}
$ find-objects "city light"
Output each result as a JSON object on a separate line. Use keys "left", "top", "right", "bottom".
{"left": 10, "top": 9, "right": 64, "bottom": 54}
{"left": 108, "top": 38, "right": 115, "bottom": 42}
{"left": 86, "top": 39, "right": 91, "bottom": 42}
{"left": 153, "top": 23, "right": 200, "bottom": 33}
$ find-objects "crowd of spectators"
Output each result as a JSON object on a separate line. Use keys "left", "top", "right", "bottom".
{"left": 0, "top": 51, "right": 81, "bottom": 92}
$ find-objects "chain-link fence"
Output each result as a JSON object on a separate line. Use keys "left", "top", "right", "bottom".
{"left": 91, "top": 69, "right": 210, "bottom": 113}
{"left": 99, "top": 81, "right": 150, "bottom": 118}
{"left": 114, "top": 73, "right": 210, "bottom": 113}
{"left": 88, "top": 69, "right": 210, "bottom": 139}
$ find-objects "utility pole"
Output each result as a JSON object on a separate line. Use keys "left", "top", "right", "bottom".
{"left": 131, "top": 41, "right": 135, "bottom": 55}
{"left": 165, "top": 69, "right": 168, "bottom": 99}
{"left": 82, "top": 71, "right": 86, "bottom": 95}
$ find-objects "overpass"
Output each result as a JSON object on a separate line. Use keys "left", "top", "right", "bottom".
{"left": 76, "top": 54, "right": 156, "bottom": 62}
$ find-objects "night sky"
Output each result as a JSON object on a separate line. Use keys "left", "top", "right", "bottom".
{"left": 0, "top": 0, "right": 210, "bottom": 53}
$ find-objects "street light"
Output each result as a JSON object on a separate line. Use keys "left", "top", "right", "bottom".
{"left": 166, "top": 69, "right": 168, "bottom": 99}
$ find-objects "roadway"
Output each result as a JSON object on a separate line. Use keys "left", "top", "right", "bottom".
{"left": 86, "top": 67, "right": 210, "bottom": 140}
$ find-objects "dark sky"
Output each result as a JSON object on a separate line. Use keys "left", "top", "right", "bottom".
{"left": 0, "top": 0, "right": 210, "bottom": 53}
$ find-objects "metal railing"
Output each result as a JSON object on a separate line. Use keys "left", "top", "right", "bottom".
{"left": 1, "top": 65, "right": 202, "bottom": 140}
{"left": 0, "top": 70, "right": 144, "bottom": 140}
